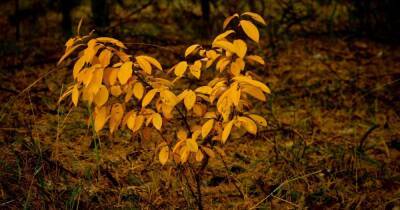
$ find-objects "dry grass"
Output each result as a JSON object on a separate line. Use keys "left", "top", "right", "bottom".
{"left": 1, "top": 36, "right": 400, "bottom": 209}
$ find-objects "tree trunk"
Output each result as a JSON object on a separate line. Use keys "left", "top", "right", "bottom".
{"left": 91, "top": 0, "right": 110, "bottom": 33}
{"left": 200, "top": 0, "right": 210, "bottom": 38}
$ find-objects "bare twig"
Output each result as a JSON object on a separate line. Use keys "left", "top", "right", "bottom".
{"left": 358, "top": 124, "right": 379, "bottom": 149}
{"left": 0, "top": 200, "right": 15, "bottom": 206}
{"left": 105, "top": 0, "right": 156, "bottom": 32}
{"left": 250, "top": 170, "right": 322, "bottom": 209}
{"left": 124, "top": 42, "right": 177, "bottom": 53}
{"left": 272, "top": 195, "right": 300, "bottom": 207}
{"left": 217, "top": 152, "right": 246, "bottom": 199}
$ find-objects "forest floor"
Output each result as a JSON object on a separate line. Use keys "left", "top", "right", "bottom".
{"left": 0, "top": 35, "right": 400, "bottom": 209}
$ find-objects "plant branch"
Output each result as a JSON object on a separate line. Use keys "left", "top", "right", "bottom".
{"left": 177, "top": 106, "right": 192, "bottom": 134}
{"left": 358, "top": 124, "right": 379, "bottom": 150}
{"left": 217, "top": 152, "right": 246, "bottom": 199}
{"left": 250, "top": 170, "right": 322, "bottom": 209}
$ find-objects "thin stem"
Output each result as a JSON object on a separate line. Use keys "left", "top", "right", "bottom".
{"left": 87, "top": 105, "right": 101, "bottom": 177}
{"left": 177, "top": 105, "right": 192, "bottom": 134}
{"left": 250, "top": 170, "right": 322, "bottom": 209}
{"left": 180, "top": 167, "right": 199, "bottom": 207}
{"left": 217, "top": 152, "right": 246, "bottom": 199}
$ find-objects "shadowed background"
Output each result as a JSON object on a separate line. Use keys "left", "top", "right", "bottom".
{"left": 0, "top": 0, "right": 400, "bottom": 209}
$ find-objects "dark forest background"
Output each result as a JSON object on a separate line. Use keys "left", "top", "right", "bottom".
{"left": 1, "top": 0, "right": 400, "bottom": 69}
{"left": 1, "top": 0, "right": 400, "bottom": 209}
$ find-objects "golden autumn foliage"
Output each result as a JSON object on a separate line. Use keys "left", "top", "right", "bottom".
{"left": 58, "top": 12, "right": 269, "bottom": 166}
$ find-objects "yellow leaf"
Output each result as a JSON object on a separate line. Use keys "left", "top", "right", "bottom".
{"left": 86, "top": 68, "right": 103, "bottom": 94}
{"left": 58, "top": 85, "right": 74, "bottom": 104}
{"left": 216, "top": 57, "right": 231, "bottom": 72}
{"left": 246, "top": 55, "right": 265, "bottom": 65}
{"left": 174, "top": 61, "right": 188, "bottom": 77}
{"left": 144, "top": 110, "right": 154, "bottom": 126}
{"left": 209, "top": 77, "right": 226, "bottom": 87}
{"left": 152, "top": 113, "right": 162, "bottom": 130}
{"left": 153, "top": 78, "right": 173, "bottom": 87}
{"left": 184, "top": 90, "right": 196, "bottom": 110}
{"left": 217, "top": 87, "right": 232, "bottom": 110}
{"left": 213, "top": 30, "right": 235, "bottom": 44}
{"left": 240, "top": 20, "right": 259, "bottom": 43}
{"left": 82, "top": 43, "right": 98, "bottom": 63}
{"left": 195, "top": 86, "right": 212, "bottom": 95}
{"left": 201, "top": 146, "right": 215, "bottom": 158}
{"left": 189, "top": 60, "right": 202, "bottom": 79}
{"left": 180, "top": 146, "right": 190, "bottom": 163}
{"left": 238, "top": 116, "right": 257, "bottom": 135}
{"left": 94, "top": 106, "right": 109, "bottom": 132}
{"left": 58, "top": 44, "right": 84, "bottom": 65}
{"left": 196, "top": 92, "right": 209, "bottom": 101}
{"left": 114, "top": 50, "right": 131, "bottom": 62}
{"left": 241, "top": 12, "right": 266, "bottom": 25}
{"left": 126, "top": 112, "right": 137, "bottom": 130}
{"left": 192, "top": 130, "right": 201, "bottom": 141}
{"left": 65, "top": 38, "right": 75, "bottom": 50}
{"left": 104, "top": 68, "right": 118, "bottom": 86}
{"left": 124, "top": 84, "right": 134, "bottom": 102}
{"left": 109, "top": 103, "right": 124, "bottom": 134}
{"left": 159, "top": 146, "right": 169, "bottom": 165}
{"left": 233, "top": 76, "right": 271, "bottom": 93}
{"left": 248, "top": 114, "right": 267, "bottom": 127}
{"left": 199, "top": 49, "right": 206, "bottom": 56}
{"left": 96, "top": 37, "right": 126, "bottom": 49}
{"left": 142, "top": 55, "right": 162, "bottom": 70}
{"left": 78, "top": 67, "right": 94, "bottom": 87}
{"left": 193, "top": 104, "right": 205, "bottom": 117}
{"left": 205, "top": 49, "right": 217, "bottom": 58}
{"left": 136, "top": 56, "right": 152, "bottom": 75}
{"left": 122, "top": 110, "right": 134, "bottom": 128}
{"left": 94, "top": 85, "right": 109, "bottom": 107}
{"left": 223, "top": 13, "right": 239, "bottom": 29}
{"left": 142, "top": 89, "right": 158, "bottom": 108}
{"left": 186, "top": 138, "right": 198, "bottom": 152}
{"left": 201, "top": 119, "right": 214, "bottom": 139}
{"left": 233, "top": 39, "right": 247, "bottom": 58}
{"left": 195, "top": 150, "right": 204, "bottom": 162}
{"left": 118, "top": 61, "right": 133, "bottom": 85}
{"left": 185, "top": 44, "right": 200, "bottom": 57}
{"left": 81, "top": 87, "right": 94, "bottom": 104}
{"left": 177, "top": 90, "right": 188, "bottom": 103}
{"left": 230, "top": 87, "right": 241, "bottom": 107}
{"left": 98, "top": 49, "right": 112, "bottom": 67}
{"left": 212, "top": 40, "right": 236, "bottom": 53}
{"left": 242, "top": 85, "right": 266, "bottom": 101}
{"left": 161, "top": 104, "right": 174, "bottom": 118}
{"left": 203, "top": 112, "right": 217, "bottom": 119}
{"left": 177, "top": 129, "right": 187, "bottom": 141}
{"left": 133, "top": 82, "right": 144, "bottom": 100}
{"left": 110, "top": 85, "right": 122, "bottom": 96}
{"left": 221, "top": 120, "right": 235, "bottom": 143}
{"left": 133, "top": 114, "right": 144, "bottom": 132}
{"left": 173, "top": 139, "right": 185, "bottom": 154}
{"left": 230, "top": 58, "right": 245, "bottom": 76}
{"left": 73, "top": 57, "right": 85, "bottom": 79}
{"left": 160, "top": 90, "right": 178, "bottom": 107}
{"left": 72, "top": 84, "right": 79, "bottom": 107}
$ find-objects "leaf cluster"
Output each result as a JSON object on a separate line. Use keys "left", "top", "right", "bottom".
{"left": 58, "top": 12, "right": 270, "bottom": 166}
